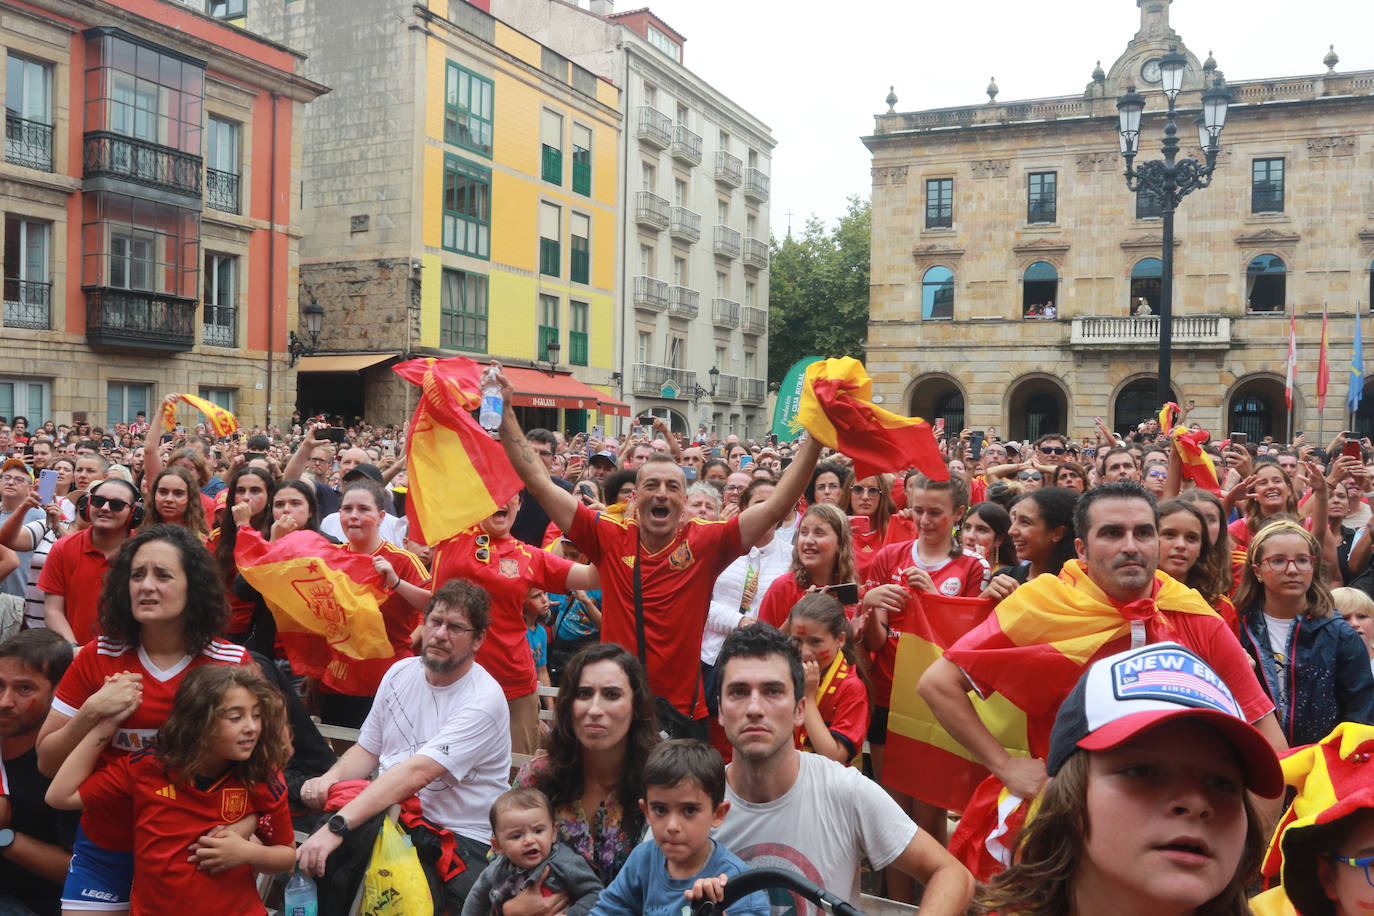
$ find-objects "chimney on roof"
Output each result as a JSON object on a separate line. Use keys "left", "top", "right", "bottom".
{"left": 590, "top": 0, "right": 614, "bottom": 14}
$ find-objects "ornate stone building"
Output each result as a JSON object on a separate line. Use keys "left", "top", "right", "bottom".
{"left": 864, "top": 0, "right": 1374, "bottom": 443}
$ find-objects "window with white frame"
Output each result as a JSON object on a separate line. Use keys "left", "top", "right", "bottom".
{"left": 3, "top": 216, "right": 50, "bottom": 329}
{"left": 202, "top": 252, "right": 237, "bottom": 346}
{"left": 107, "top": 382, "right": 151, "bottom": 425}
{"left": 0, "top": 376, "right": 49, "bottom": 423}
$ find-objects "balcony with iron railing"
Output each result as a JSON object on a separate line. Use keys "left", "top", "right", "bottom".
{"left": 741, "top": 305, "right": 767, "bottom": 336}
{"left": 714, "top": 150, "right": 742, "bottom": 187}
{"left": 83, "top": 131, "right": 202, "bottom": 200}
{"left": 743, "top": 167, "right": 770, "bottom": 202}
{"left": 669, "top": 206, "right": 701, "bottom": 243}
{"left": 713, "top": 373, "right": 740, "bottom": 401}
{"left": 2, "top": 278, "right": 51, "bottom": 329}
{"left": 668, "top": 286, "right": 699, "bottom": 320}
{"left": 1069, "top": 314, "right": 1231, "bottom": 349}
{"left": 202, "top": 305, "right": 237, "bottom": 347}
{"left": 671, "top": 124, "right": 702, "bottom": 165}
{"left": 85, "top": 287, "right": 196, "bottom": 351}
{"left": 741, "top": 377, "right": 766, "bottom": 404}
{"left": 206, "top": 168, "right": 240, "bottom": 214}
{"left": 743, "top": 237, "right": 769, "bottom": 270}
{"left": 635, "top": 190, "right": 670, "bottom": 231}
{"left": 713, "top": 225, "right": 741, "bottom": 260}
{"left": 711, "top": 297, "right": 740, "bottom": 328}
{"left": 632, "top": 363, "right": 697, "bottom": 398}
{"left": 6, "top": 114, "right": 53, "bottom": 171}
{"left": 636, "top": 106, "right": 672, "bottom": 149}
{"left": 633, "top": 276, "right": 669, "bottom": 312}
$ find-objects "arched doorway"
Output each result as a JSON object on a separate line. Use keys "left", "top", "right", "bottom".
{"left": 1113, "top": 377, "right": 1179, "bottom": 438}
{"left": 1226, "top": 376, "right": 1289, "bottom": 442}
{"left": 909, "top": 375, "right": 966, "bottom": 434}
{"left": 642, "top": 405, "right": 688, "bottom": 435}
{"left": 1130, "top": 258, "right": 1162, "bottom": 314}
{"left": 1007, "top": 376, "right": 1067, "bottom": 441}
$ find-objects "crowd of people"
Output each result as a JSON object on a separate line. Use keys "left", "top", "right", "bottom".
{"left": 1, "top": 376, "right": 1373, "bottom": 916}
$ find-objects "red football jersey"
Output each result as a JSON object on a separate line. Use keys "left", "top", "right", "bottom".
{"left": 570, "top": 502, "right": 742, "bottom": 717}
{"left": 797, "top": 655, "right": 869, "bottom": 761}
{"left": 80, "top": 749, "right": 292, "bottom": 916}
{"left": 864, "top": 542, "right": 990, "bottom": 705}
{"left": 52, "top": 637, "right": 250, "bottom": 849}
{"left": 205, "top": 527, "right": 258, "bottom": 636}
{"left": 321, "top": 541, "right": 431, "bottom": 697}
{"left": 431, "top": 528, "right": 573, "bottom": 699}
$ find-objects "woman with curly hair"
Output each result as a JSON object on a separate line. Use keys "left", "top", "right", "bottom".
{"left": 35, "top": 525, "right": 251, "bottom": 916}
{"left": 47, "top": 664, "right": 295, "bottom": 915}
{"left": 140, "top": 465, "right": 209, "bottom": 536}
{"left": 208, "top": 465, "right": 274, "bottom": 640}
{"left": 757, "top": 503, "right": 859, "bottom": 629}
{"left": 514, "top": 643, "right": 659, "bottom": 885}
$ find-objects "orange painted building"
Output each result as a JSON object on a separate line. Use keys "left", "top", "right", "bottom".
{"left": 0, "top": 0, "right": 325, "bottom": 429}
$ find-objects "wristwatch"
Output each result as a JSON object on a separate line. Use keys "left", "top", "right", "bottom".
{"left": 0, "top": 828, "right": 15, "bottom": 851}
{"left": 326, "top": 814, "right": 350, "bottom": 838}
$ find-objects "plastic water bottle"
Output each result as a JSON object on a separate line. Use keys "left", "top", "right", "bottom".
{"left": 284, "top": 867, "right": 318, "bottom": 916}
{"left": 479, "top": 368, "right": 503, "bottom": 431}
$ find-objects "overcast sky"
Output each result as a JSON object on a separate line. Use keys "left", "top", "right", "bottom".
{"left": 634, "top": 0, "right": 1374, "bottom": 236}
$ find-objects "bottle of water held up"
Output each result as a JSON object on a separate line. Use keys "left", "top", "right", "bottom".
{"left": 284, "top": 866, "right": 318, "bottom": 916}
{"left": 479, "top": 366, "right": 503, "bottom": 431}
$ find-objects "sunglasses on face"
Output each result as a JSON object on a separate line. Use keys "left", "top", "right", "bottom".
{"left": 1017, "top": 472, "right": 1043, "bottom": 482}
{"left": 89, "top": 494, "right": 133, "bottom": 513}
{"left": 851, "top": 485, "right": 882, "bottom": 497}
{"left": 1039, "top": 446, "right": 1067, "bottom": 455}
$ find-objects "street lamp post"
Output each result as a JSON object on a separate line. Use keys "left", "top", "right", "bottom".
{"left": 1117, "top": 45, "right": 1232, "bottom": 406}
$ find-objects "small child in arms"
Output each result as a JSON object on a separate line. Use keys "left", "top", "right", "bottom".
{"left": 589, "top": 739, "right": 769, "bottom": 916}
{"left": 461, "top": 787, "right": 603, "bottom": 916}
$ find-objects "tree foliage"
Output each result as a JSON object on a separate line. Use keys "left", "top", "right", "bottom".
{"left": 767, "top": 196, "right": 870, "bottom": 388}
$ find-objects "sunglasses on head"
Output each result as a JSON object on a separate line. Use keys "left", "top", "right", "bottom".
{"left": 89, "top": 493, "right": 132, "bottom": 513}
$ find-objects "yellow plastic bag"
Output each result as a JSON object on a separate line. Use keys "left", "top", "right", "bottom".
{"left": 360, "top": 817, "right": 433, "bottom": 916}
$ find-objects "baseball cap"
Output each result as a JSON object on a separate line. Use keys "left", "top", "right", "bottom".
{"left": 342, "top": 463, "right": 384, "bottom": 484}
{"left": 1, "top": 457, "right": 32, "bottom": 479}
{"left": 589, "top": 450, "right": 617, "bottom": 467}
{"left": 1047, "top": 642, "right": 1283, "bottom": 798}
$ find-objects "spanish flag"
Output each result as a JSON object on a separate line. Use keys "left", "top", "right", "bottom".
{"left": 1171, "top": 426, "right": 1222, "bottom": 496}
{"left": 393, "top": 356, "right": 523, "bottom": 546}
{"left": 1157, "top": 401, "right": 1180, "bottom": 435}
{"left": 943, "top": 561, "right": 1218, "bottom": 878}
{"left": 162, "top": 393, "right": 238, "bottom": 437}
{"left": 234, "top": 527, "right": 393, "bottom": 678}
{"left": 883, "top": 592, "right": 1030, "bottom": 812}
{"left": 796, "top": 357, "right": 946, "bottom": 481}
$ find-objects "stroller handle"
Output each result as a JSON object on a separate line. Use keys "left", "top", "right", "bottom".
{"left": 690, "top": 866, "right": 869, "bottom": 916}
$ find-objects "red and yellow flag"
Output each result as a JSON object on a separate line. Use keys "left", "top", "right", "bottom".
{"left": 884, "top": 592, "right": 1030, "bottom": 812}
{"left": 1317, "top": 302, "right": 1330, "bottom": 410}
{"left": 234, "top": 527, "right": 392, "bottom": 678}
{"left": 393, "top": 356, "right": 523, "bottom": 545}
{"left": 796, "top": 357, "right": 947, "bottom": 481}
{"left": 1170, "top": 426, "right": 1222, "bottom": 496}
{"left": 162, "top": 393, "right": 238, "bottom": 437}
{"left": 1157, "top": 401, "right": 1180, "bottom": 435}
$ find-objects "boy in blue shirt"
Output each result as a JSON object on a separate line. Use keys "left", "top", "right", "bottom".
{"left": 590, "top": 739, "right": 768, "bottom": 916}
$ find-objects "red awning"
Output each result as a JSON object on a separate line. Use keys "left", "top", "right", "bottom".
{"left": 503, "top": 367, "right": 629, "bottom": 416}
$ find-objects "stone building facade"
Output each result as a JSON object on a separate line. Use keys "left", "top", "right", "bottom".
{"left": 864, "top": 0, "right": 1374, "bottom": 443}
{"left": 0, "top": 0, "right": 324, "bottom": 430}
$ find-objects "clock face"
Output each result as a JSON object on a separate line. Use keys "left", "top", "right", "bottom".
{"left": 1141, "top": 58, "right": 1163, "bottom": 84}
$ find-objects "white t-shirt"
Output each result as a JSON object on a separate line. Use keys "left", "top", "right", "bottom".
{"left": 357, "top": 657, "right": 511, "bottom": 843}
{"left": 715, "top": 752, "right": 918, "bottom": 913}
{"left": 1263, "top": 613, "right": 1296, "bottom": 661}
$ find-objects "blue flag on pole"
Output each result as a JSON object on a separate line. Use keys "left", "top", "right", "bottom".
{"left": 1350, "top": 304, "right": 1365, "bottom": 414}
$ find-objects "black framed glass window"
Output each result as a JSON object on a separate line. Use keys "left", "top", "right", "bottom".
{"left": 925, "top": 178, "right": 952, "bottom": 229}
{"left": 1028, "top": 171, "right": 1056, "bottom": 224}
{"left": 1252, "top": 158, "right": 1284, "bottom": 214}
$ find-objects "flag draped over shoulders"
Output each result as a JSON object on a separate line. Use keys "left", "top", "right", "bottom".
{"left": 795, "top": 357, "right": 946, "bottom": 481}
{"left": 234, "top": 527, "right": 392, "bottom": 678}
{"left": 163, "top": 393, "right": 238, "bottom": 437}
{"left": 884, "top": 591, "right": 1029, "bottom": 811}
{"left": 394, "top": 356, "right": 523, "bottom": 545}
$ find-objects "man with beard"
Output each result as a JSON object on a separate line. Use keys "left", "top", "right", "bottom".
{"left": 295, "top": 580, "right": 510, "bottom": 909}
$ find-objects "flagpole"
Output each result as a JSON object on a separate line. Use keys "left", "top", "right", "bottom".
{"left": 1318, "top": 300, "right": 1327, "bottom": 452}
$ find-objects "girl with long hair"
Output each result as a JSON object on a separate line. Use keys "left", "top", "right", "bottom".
{"left": 1225, "top": 458, "right": 1301, "bottom": 553}
{"left": 786, "top": 593, "right": 869, "bottom": 765}
{"left": 757, "top": 503, "right": 858, "bottom": 628}
{"left": 141, "top": 466, "right": 208, "bottom": 536}
{"left": 47, "top": 664, "right": 294, "bottom": 915}
{"left": 209, "top": 466, "right": 274, "bottom": 640}
{"left": 1232, "top": 520, "right": 1374, "bottom": 746}
{"left": 1157, "top": 498, "right": 1237, "bottom": 633}
{"left": 960, "top": 502, "right": 1018, "bottom": 570}
{"left": 1002, "top": 487, "right": 1079, "bottom": 585}
{"left": 514, "top": 643, "right": 660, "bottom": 884}
{"left": 848, "top": 473, "right": 895, "bottom": 579}
{"left": 1179, "top": 488, "right": 1235, "bottom": 606}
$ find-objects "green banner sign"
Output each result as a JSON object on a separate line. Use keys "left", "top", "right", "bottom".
{"left": 771, "top": 356, "right": 824, "bottom": 441}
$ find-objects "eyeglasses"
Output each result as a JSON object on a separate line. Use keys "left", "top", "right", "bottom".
{"left": 474, "top": 532, "right": 490, "bottom": 563}
{"left": 1259, "top": 555, "right": 1317, "bottom": 573}
{"left": 89, "top": 494, "right": 133, "bottom": 513}
{"left": 424, "top": 619, "right": 476, "bottom": 636}
{"left": 1039, "top": 446, "right": 1067, "bottom": 455}
{"left": 1147, "top": 469, "right": 1168, "bottom": 479}
{"left": 0, "top": 474, "right": 30, "bottom": 484}
{"left": 1017, "top": 472, "right": 1043, "bottom": 482}
{"left": 851, "top": 485, "right": 882, "bottom": 497}
{"left": 1328, "top": 851, "right": 1374, "bottom": 889}
{"left": 724, "top": 484, "right": 745, "bottom": 493}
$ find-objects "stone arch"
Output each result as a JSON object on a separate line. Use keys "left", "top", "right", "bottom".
{"left": 1111, "top": 373, "right": 1180, "bottom": 437}
{"left": 1225, "top": 373, "right": 1294, "bottom": 443}
{"left": 906, "top": 373, "right": 966, "bottom": 431}
{"left": 1004, "top": 373, "right": 1070, "bottom": 442}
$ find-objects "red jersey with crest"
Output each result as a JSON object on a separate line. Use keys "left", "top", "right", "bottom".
{"left": 864, "top": 542, "right": 990, "bottom": 705}
{"left": 321, "top": 541, "right": 431, "bottom": 697}
{"left": 52, "top": 637, "right": 250, "bottom": 850}
{"left": 79, "top": 749, "right": 292, "bottom": 916}
{"left": 569, "top": 502, "right": 742, "bottom": 717}
{"left": 797, "top": 655, "right": 870, "bottom": 761}
{"left": 431, "top": 528, "right": 574, "bottom": 699}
